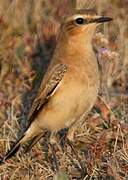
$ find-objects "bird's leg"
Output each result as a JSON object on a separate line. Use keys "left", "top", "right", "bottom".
{"left": 67, "top": 126, "right": 86, "bottom": 176}
{"left": 66, "top": 139, "right": 86, "bottom": 175}
{"left": 58, "top": 126, "right": 75, "bottom": 152}
{"left": 41, "top": 131, "right": 50, "bottom": 162}
{"left": 58, "top": 128, "right": 68, "bottom": 152}
{"left": 49, "top": 132, "right": 59, "bottom": 172}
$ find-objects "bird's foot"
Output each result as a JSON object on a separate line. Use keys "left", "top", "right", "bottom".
{"left": 66, "top": 139, "right": 86, "bottom": 177}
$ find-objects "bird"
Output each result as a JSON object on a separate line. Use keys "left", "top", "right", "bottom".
{"left": 1, "top": 9, "right": 113, "bottom": 164}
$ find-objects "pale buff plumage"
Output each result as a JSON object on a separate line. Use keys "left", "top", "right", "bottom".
{"left": 1, "top": 9, "right": 112, "bottom": 162}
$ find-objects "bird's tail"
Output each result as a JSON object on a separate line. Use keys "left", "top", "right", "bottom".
{"left": 0, "top": 121, "right": 45, "bottom": 164}
{"left": 0, "top": 129, "right": 32, "bottom": 164}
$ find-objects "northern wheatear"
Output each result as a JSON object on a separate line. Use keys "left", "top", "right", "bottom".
{"left": 1, "top": 9, "right": 112, "bottom": 163}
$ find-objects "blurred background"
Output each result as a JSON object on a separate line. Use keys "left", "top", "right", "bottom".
{"left": 0, "top": 0, "right": 127, "bottom": 179}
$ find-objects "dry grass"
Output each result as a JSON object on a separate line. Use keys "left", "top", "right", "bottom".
{"left": 0, "top": 0, "right": 128, "bottom": 179}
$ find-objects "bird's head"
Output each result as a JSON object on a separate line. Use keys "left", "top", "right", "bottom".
{"left": 60, "top": 9, "right": 113, "bottom": 40}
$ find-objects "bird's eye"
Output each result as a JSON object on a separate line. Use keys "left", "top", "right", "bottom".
{"left": 75, "top": 18, "right": 84, "bottom": 25}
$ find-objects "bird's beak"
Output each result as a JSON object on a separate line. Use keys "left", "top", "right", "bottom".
{"left": 94, "top": 16, "right": 113, "bottom": 23}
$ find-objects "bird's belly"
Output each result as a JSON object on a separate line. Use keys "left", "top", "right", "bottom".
{"left": 37, "top": 77, "right": 99, "bottom": 131}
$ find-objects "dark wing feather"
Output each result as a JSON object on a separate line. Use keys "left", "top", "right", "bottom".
{"left": 28, "top": 63, "right": 67, "bottom": 124}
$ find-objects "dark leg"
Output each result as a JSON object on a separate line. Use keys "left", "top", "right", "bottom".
{"left": 49, "top": 143, "right": 59, "bottom": 172}
{"left": 66, "top": 139, "right": 87, "bottom": 177}
{"left": 49, "top": 132, "right": 59, "bottom": 172}
{"left": 58, "top": 128, "right": 68, "bottom": 152}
